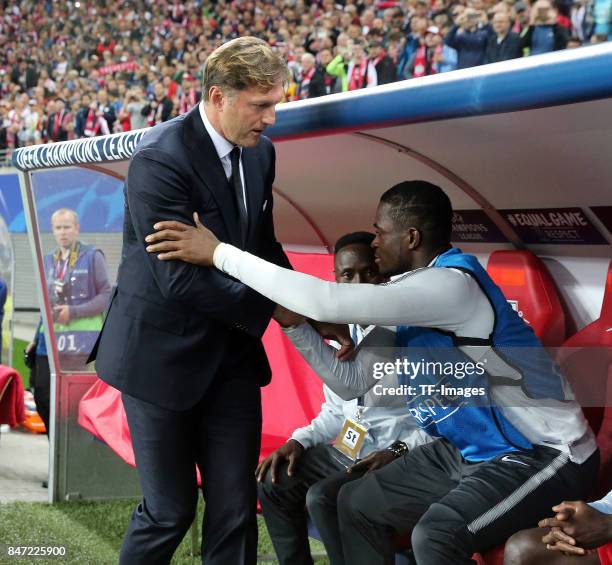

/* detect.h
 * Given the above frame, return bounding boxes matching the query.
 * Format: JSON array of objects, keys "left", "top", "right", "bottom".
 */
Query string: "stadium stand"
[{"left": 1, "top": 0, "right": 610, "bottom": 156}]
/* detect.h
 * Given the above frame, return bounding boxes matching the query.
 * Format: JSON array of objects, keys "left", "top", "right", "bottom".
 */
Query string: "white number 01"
[{"left": 57, "top": 335, "right": 77, "bottom": 352}]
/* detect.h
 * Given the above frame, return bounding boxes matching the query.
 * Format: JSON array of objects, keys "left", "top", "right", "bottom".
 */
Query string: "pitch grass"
[
  {"left": 4, "top": 341, "right": 328, "bottom": 562},
  {"left": 0, "top": 497, "right": 329, "bottom": 564},
  {"left": 5, "top": 338, "right": 327, "bottom": 562},
  {"left": 11, "top": 338, "right": 29, "bottom": 390}
]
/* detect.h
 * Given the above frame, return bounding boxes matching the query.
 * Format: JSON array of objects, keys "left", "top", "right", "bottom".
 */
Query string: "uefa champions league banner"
[
  {"left": 0, "top": 173, "right": 21, "bottom": 231},
  {"left": 12, "top": 129, "right": 148, "bottom": 171},
  {"left": 4, "top": 167, "right": 126, "bottom": 233},
  {"left": 9, "top": 129, "right": 149, "bottom": 234}
]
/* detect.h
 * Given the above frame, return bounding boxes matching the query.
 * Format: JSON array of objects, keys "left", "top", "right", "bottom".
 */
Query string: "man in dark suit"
[
  {"left": 484, "top": 12, "right": 523, "bottom": 63},
  {"left": 91, "top": 37, "right": 294, "bottom": 565}
]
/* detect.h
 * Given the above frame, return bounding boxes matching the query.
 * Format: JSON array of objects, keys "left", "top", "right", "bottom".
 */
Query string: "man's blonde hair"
[
  {"left": 51, "top": 208, "right": 79, "bottom": 226},
  {"left": 203, "top": 37, "right": 289, "bottom": 101}
]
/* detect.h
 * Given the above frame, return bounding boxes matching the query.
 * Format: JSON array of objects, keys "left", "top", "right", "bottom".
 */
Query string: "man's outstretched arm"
[{"left": 145, "top": 219, "right": 478, "bottom": 330}]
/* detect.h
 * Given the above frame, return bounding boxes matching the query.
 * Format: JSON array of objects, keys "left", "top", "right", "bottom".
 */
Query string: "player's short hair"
[
  {"left": 334, "top": 231, "right": 375, "bottom": 254},
  {"left": 380, "top": 181, "right": 453, "bottom": 245}
]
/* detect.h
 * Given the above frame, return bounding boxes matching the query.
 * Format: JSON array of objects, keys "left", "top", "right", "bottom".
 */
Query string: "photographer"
[
  {"left": 26, "top": 208, "right": 111, "bottom": 443},
  {"left": 445, "top": 7, "right": 493, "bottom": 68},
  {"left": 484, "top": 12, "right": 523, "bottom": 63},
  {"left": 406, "top": 26, "right": 458, "bottom": 78},
  {"left": 522, "top": 0, "right": 569, "bottom": 55}
]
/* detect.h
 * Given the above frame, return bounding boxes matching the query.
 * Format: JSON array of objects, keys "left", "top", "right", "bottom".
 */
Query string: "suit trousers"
[
  {"left": 258, "top": 443, "right": 365, "bottom": 565},
  {"left": 336, "top": 438, "right": 599, "bottom": 565},
  {"left": 120, "top": 368, "right": 262, "bottom": 565},
  {"left": 33, "top": 355, "right": 50, "bottom": 437}
]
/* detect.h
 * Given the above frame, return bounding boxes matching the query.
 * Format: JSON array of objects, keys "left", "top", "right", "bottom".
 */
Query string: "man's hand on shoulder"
[
  {"left": 256, "top": 439, "right": 304, "bottom": 484},
  {"left": 145, "top": 212, "right": 219, "bottom": 266}
]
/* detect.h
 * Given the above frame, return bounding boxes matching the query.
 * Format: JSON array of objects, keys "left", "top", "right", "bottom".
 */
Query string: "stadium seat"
[
  {"left": 558, "top": 260, "right": 612, "bottom": 498},
  {"left": 486, "top": 250, "right": 566, "bottom": 346},
  {"left": 475, "top": 251, "right": 567, "bottom": 565},
  {"left": 476, "top": 260, "right": 612, "bottom": 564}
]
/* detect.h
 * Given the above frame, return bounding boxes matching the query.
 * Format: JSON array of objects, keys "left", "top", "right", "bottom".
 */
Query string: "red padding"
[{"left": 0, "top": 365, "right": 25, "bottom": 427}]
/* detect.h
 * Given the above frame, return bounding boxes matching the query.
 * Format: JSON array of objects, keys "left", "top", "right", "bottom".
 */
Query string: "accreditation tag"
[{"left": 333, "top": 418, "right": 368, "bottom": 461}]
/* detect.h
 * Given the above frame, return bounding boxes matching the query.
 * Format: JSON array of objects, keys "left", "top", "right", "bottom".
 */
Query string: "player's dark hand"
[
  {"left": 310, "top": 321, "right": 354, "bottom": 361},
  {"left": 256, "top": 439, "right": 304, "bottom": 483},
  {"left": 347, "top": 449, "right": 396, "bottom": 474}
]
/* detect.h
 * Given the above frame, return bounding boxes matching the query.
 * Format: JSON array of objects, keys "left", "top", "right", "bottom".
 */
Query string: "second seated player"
[
  {"left": 257, "top": 231, "right": 429, "bottom": 565},
  {"left": 146, "top": 180, "right": 598, "bottom": 565}
]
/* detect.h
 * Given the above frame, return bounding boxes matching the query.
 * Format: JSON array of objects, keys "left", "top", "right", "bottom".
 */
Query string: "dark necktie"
[{"left": 230, "top": 146, "right": 248, "bottom": 244}]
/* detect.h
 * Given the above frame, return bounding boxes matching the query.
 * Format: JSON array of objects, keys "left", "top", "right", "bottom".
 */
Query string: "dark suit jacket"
[
  {"left": 92, "top": 105, "right": 290, "bottom": 410},
  {"left": 484, "top": 32, "right": 523, "bottom": 64},
  {"left": 74, "top": 107, "right": 88, "bottom": 138}
]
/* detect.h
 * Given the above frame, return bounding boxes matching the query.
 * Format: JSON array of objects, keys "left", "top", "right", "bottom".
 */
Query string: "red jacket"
[{"left": 0, "top": 365, "right": 25, "bottom": 426}]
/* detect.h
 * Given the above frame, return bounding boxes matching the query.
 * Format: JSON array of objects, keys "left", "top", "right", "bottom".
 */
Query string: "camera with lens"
[{"left": 51, "top": 278, "right": 71, "bottom": 307}]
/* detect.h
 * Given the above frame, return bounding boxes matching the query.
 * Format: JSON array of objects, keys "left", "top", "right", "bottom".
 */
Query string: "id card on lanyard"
[
  {"left": 333, "top": 324, "right": 369, "bottom": 461},
  {"left": 333, "top": 397, "right": 369, "bottom": 461}
]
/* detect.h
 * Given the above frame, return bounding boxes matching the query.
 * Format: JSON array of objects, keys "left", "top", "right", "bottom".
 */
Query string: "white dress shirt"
[{"left": 199, "top": 101, "right": 247, "bottom": 214}]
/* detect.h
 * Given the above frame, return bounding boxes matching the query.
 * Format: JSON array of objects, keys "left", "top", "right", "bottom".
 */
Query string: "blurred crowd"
[{"left": 0, "top": 0, "right": 610, "bottom": 150}]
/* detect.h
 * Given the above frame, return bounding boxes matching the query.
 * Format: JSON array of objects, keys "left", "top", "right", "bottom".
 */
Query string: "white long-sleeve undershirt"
[
  {"left": 213, "top": 242, "right": 492, "bottom": 335},
  {"left": 212, "top": 243, "right": 597, "bottom": 464}
]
